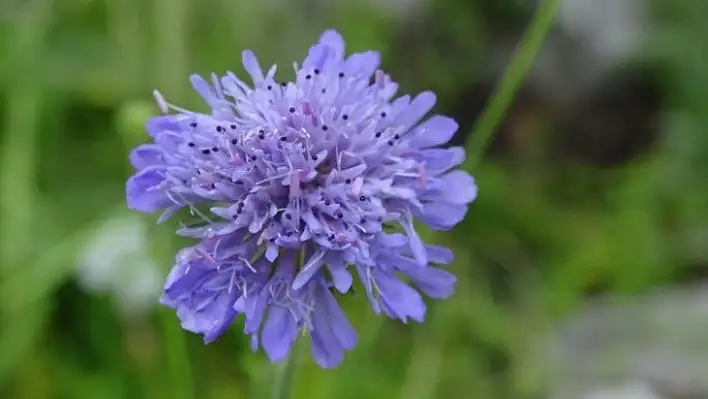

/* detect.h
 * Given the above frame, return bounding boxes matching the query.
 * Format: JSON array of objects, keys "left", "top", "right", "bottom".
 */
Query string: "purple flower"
[{"left": 126, "top": 29, "right": 476, "bottom": 368}]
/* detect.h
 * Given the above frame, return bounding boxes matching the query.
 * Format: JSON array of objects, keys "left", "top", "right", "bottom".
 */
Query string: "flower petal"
[
  {"left": 407, "top": 115, "right": 459, "bottom": 148},
  {"left": 261, "top": 306, "right": 297, "bottom": 362},
  {"left": 126, "top": 166, "right": 171, "bottom": 212}
]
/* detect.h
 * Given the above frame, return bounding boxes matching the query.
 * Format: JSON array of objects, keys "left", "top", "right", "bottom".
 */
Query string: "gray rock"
[{"left": 546, "top": 285, "right": 708, "bottom": 399}]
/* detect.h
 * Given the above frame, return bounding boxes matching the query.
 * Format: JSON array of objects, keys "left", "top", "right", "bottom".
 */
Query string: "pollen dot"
[
  {"left": 375, "top": 132, "right": 382, "bottom": 138},
  {"left": 187, "top": 142, "right": 195, "bottom": 147},
  {"left": 289, "top": 107, "right": 296, "bottom": 113},
  {"left": 190, "top": 122, "right": 198, "bottom": 128},
  {"left": 280, "top": 136, "right": 287, "bottom": 141},
  {"left": 322, "top": 125, "right": 328, "bottom": 131},
  {"left": 202, "top": 149, "right": 211, "bottom": 155},
  {"left": 211, "top": 147, "right": 219, "bottom": 152},
  {"left": 394, "top": 134, "right": 400, "bottom": 139},
  {"left": 314, "top": 69, "right": 320, "bottom": 75},
  {"left": 230, "top": 124, "right": 237, "bottom": 129},
  {"left": 380, "top": 112, "right": 387, "bottom": 118},
  {"left": 231, "top": 139, "right": 237, "bottom": 145},
  {"left": 338, "top": 72, "right": 345, "bottom": 78},
  {"left": 305, "top": 74, "right": 312, "bottom": 80},
  {"left": 267, "top": 85, "right": 272, "bottom": 90},
  {"left": 359, "top": 196, "right": 366, "bottom": 201},
  {"left": 345, "top": 179, "right": 352, "bottom": 184},
  {"left": 342, "top": 114, "right": 349, "bottom": 120}
]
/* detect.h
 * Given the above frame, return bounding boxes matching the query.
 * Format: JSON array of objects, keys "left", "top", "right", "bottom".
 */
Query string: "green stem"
[
  {"left": 269, "top": 340, "right": 301, "bottom": 399},
  {"left": 465, "top": 0, "right": 561, "bottom": 167},
  {"left": 160, "top": 308, "right": 194, "bottom": 399}
]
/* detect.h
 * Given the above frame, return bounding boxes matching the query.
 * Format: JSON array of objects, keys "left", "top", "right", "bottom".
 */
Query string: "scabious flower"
[{"left": 126, "top": 29, "right": 476, "bottom": 368}]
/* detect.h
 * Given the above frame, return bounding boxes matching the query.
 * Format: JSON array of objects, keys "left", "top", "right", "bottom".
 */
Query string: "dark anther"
[
  {"left": 232, "top": 215, "right": 239, "bottom": 220},
  {"left": 258, "top": 132, "right": 265, "bottom": 139},
  {"left": 286, "top": 231, "right": 294, "bottom": 236},
  {"left": 380, "top": 112, "right": 387, "bottom": 118},
  {"left": 321, "top": 89, "right": 326, "bottom": 94},
  {"left": 314, "top": 69, "right": 320, "bottom": 75},
  {"left": 230, "top": 124, "right": 237, "bottom": 129},
  {"left": 202, "top": 149, "right": 211, "bottom": 155},
  {"left": 342, "top": 114, "right": 349, "bottom": 120},
  {"left": 328, "top": 233, "right": 335, "bottom": 240},
  {"left": 324, "top": 199, "right": 331, "bottom": 206},
  {"left": 337, "top": 212, "right": 344, "bottom": 219},
  {"left": 285, "top": 213, "right": 292, "bottom": 220},
  {"left": 342, "top": 222, "right": 349, "bottom": 228},
  {"left": 387, "top": 141, "right": 394, "bottom": 146},
  {"left": 280, "top": 136, "right": 287, "bottom": 141},
  {"left": 190, "top": 122, "right": 198, "bottom": 128},
  {"left": 322, "top": 125, "right": 328, "bottom": 131},
  {"left": 280, "top": 82, "right": 287, "bottom": 87},
  {"left": 231, "top": 139, "right": 237, "bottom": 145},
  {"left": 187, "top": 142, "right": 196, "bottom": 147},
  {"left": 236, "top": 207, "right": 242, "bottom": 214},
  {"left": 289, "top": 107, "right": 296, "bottom": 113},
  {"left": 250, "top": 155, "right": 257, "bottom": 161},
  {"left": 394, "top": 134, "right": 400, "bottom": 140},
  {"left": 267, "top": 85, "right": 272, "bottom": 90},
  {"left": 375, "top": 132, "right": 382, "bottom": 138},
  {"left": 216, "top": 126, "right": 225, "bottom": 132},
  {"left": 311, "top": 154, "right": 318, "bottom": 161},
  {"left": 360, "top": 217, "right": 366, "bottom": 224},
  {"left": 212, "top": 147, "right": 219, "bottom": 152},
  {"left": 305, "top": 74, "right": 312, "bottom": 80},
  {"left": 377, "top": 216, "right": 383, "bottom": 222},
  {"left": 359, "top": 195, "right": 366, "bottom": 201},
  {"left": 338, "top": 72, "right": 345, "bottom": 78},
  {"left": 345, "top": 179, "right": 352, "bottom": 184}
]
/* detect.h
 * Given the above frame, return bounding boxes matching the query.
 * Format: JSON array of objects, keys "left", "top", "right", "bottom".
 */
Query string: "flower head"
[{"left": 126, "top": 29, "right": 476, "bottom": 368}]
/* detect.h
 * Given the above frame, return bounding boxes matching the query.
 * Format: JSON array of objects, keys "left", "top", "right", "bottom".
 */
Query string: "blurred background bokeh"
[{"left": 1, "top": 0, "right": 708, "bottom": 398}]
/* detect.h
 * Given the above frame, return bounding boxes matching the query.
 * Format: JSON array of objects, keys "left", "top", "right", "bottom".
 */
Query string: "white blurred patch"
[
  {"left": 546, "top": 284, "right": 708, "bottom": 399},
  {"left": 559, "top": 0, "right": 648, "bottom": 71},
  {"left": 579, "top": 382, "right": 661, "bottom": 399},
  {"left": 534, "top": 0, "right": 650, "bottom": 104},
  {"left": 77, "top": 215, "right": 162, "bottom": 316}
]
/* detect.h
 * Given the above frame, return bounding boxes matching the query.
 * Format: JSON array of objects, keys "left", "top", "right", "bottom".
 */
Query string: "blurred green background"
[{"left": 1, "top": 0, "right": 708, "bottom": 398}]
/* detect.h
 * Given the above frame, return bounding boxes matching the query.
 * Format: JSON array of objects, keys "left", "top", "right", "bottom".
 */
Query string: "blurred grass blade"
[
  {"left": 0, "top": 224, "right": 91, "bottom": 385},
  {"left": 0, "top": 300, "right": 50, "bottom": 386},
  {"left": 0, "top": 0, "right": 53, "bottom": 274},
  {"left": 465, "top": 0, "right": 561, "bottom": 168}
]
